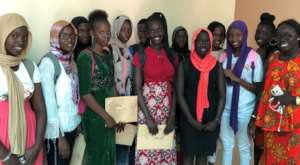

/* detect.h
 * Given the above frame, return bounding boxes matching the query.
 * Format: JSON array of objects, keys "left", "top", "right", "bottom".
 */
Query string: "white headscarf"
[{"left": 110, "top": 15, "right": 133, "bottom": 96}]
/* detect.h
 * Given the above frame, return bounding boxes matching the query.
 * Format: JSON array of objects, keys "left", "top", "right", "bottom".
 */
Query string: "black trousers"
[{"left": 45, "top": 130, "right": 77, "bottom": 165}]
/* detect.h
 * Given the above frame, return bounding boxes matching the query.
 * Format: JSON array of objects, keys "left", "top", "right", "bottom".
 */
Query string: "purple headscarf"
[{"left": 226, "top": 20, "right": 252, "bottom": 134}]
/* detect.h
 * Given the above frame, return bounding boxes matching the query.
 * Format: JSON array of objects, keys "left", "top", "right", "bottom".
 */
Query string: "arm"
[
  {"left": 134, "top": 67, "right": 158, "bottom": 134},
  {"left": 27, "top": 83, "right": 46, "bottom": 154},
  {"left": 164, "top": 69, "right": 177, "bottom": 134},
  {"left": 39, "top": 58, "right": 62, "bottom": 138},
  {"left": 77, "top": 54, "right": 115, "bottom": 128},
  {"left": 205, "top": 63, "right": 226, "bottom": 131},
  {"left": 215, "top": 63, "right": 226, "bottom": 121},
  {"left": 224, "top": 69, "right": 260, "bottom": 94},
  {"left": 81, "top": 94, "right": 115, "bottom": 126}
]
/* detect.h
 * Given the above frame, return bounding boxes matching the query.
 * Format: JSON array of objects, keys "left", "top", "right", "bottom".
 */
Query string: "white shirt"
[
  {"left": 0, "top": 61, "right": 40, "bottom": 100},
  {"left": 222, "top": 50, "right": 263, "bottom": 119},
  {"left": 39, "top": 57, "right": 81, "bottom": 139}
]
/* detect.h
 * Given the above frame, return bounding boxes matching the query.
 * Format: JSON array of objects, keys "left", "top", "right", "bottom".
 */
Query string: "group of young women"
[{"left": 0, "top": 8, "right": 300, "bottom": 165}]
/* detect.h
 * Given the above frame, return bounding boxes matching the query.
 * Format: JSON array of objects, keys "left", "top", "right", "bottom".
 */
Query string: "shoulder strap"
[
  {"left": 137, "top": 46, "right": 146, "bottom": 83},
  {"left": 82, "top": 48, "right": 96, "bottom": 80},
  {"left": 23, "top": 59, "right": 35, "bottom": 80},
  {"left": 42, "top": 53, "right": 61, "bottom": 83}
]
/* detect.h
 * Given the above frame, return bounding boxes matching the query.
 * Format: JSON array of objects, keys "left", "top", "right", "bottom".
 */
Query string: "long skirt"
[
  {"left": 135, "top": 81, "right": 176, "bottom": 165},
  {"left": 0, "top": 101, "right": 43, "bottom": 165}
]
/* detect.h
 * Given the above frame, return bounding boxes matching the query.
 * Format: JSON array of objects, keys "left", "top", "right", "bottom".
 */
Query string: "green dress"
[{"left": 77, "top": 50, "right": 115, "bottom": 165}]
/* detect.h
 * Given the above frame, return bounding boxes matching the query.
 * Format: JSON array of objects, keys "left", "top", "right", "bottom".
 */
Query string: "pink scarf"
[
  {"left": 190, "top": 28, "right": 217, "bottom": 122},
  {"left": 50, "top": 20, "right": 79, "bottom": 105}
]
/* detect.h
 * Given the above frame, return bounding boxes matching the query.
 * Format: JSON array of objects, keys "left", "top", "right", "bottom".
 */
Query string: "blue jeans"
[
  {"left": 220, "top": 114, "right": 252, "bottom": 165},
  {"left": 116, "top": 145, "right": 130, "bottom": 165}
]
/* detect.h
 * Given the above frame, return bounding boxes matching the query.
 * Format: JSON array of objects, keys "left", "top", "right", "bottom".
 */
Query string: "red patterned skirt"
[
  {"left": 135, "top": 81, "right": 176, "bottom": 165},
  {"left": 259, "top": 130, "right": 300, "bottom": 165}
]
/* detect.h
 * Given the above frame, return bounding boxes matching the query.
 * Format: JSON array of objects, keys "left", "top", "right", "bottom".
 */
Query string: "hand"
[
  {"left": 3, "top": 155, "right": 18, "bottom": 165},
  {"left": 205, "top": 120, "right": 219, "bottom": 132},
  {"left": 116, "top": 123, "right": 126, "bottom": 133},
  {"left": 58, "top": 136, "right": 70, "bottom": 160},
  {"left": 274, "top": 90, "right": 295, "bottom": 106},
  {"left": 24, "top": 146, "right": 39, "bottom": 165},
  {"left": 224, "top": 69, "right": 239, "bottom": 82},
  {"left": 75, "top": 124, "right": 82, "bottom": 137},
  {"left": 248, "top": 118, "right": 256, "bottom": 140},
  {"left": 164, "top": 117, "right": 175, "bottom": 134},
  {"left": 104, "top": 115, "right": 117, "bottom": 128},
  {"left": 188, "top": 118, "right": 205, "bottom": 131},
  {"left": 146, "top": 117, "right": 158, "bottom": 135}
]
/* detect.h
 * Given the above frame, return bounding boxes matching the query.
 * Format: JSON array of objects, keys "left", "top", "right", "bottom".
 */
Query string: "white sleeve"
[
  {"left": 38, "top": 57, "right": 61, "bottom": 139},
  {"left": 253, "top": 54, "right": 264, "bottom": 83},
  {"left": 222, "top": 56, "right": 228, "bottom": 69},
  {"left": 32, "top": 61, "right": 41, "bottom": 83}
]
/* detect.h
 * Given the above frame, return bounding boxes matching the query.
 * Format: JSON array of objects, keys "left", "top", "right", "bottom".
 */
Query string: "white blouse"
[
  {"left": 0, "top": 61, "right": 40, "bottom": 100},
  {"left": 39, "top": 57, "right": 81, "bottom": 139}
]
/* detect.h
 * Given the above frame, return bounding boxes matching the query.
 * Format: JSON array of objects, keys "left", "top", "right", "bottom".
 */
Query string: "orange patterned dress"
[{"left": 256, "top": 52, "right": 300, "bottom": 165}]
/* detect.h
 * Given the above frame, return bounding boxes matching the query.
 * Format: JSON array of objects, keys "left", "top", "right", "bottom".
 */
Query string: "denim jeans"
[
  {"left": 116, "top": 144, "right": 130, "bottom": 165},
  {"left": 220, "top": 114, "right": 252, "bottom": 165}
]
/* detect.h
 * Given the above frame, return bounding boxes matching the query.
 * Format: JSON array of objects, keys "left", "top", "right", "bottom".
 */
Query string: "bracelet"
[
  {"left": 251, "top": 114, "right": 257, "bottom": 119},
  {"left": 296, "top": 96, "right": 300, "bottom": 105},
  {"left": 1, "top": 152, "right": 11, "bottom": 162}
]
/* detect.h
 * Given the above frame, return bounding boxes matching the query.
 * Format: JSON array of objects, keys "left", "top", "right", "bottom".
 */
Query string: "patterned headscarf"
[
  {"left": 49, "top": 20, "right": 80, "bottom": 105},
  {"left": 110, "top": 15, "right": 133, "bottom": 96}
]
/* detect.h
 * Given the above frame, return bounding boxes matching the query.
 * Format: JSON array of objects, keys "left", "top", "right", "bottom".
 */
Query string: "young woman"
[
  {"left": 172, "top": 26, "right": 190, "bottom": 60},
  {"left": 133, "top": 13, "right": 177, "bottom": 165},
  {"left": 255, "top": 12, "right": 277, "bottom": 66},
  {"left": 39, "top": 20, "right": 81, "bottom": 165},
  {"left": 130, "top": 18, "right": 148, "bottom": 55},
  {"left": 252, "top": 12, "right": 277, "bottom": 165},
  {"left": 256, "top": 19, "right": 300, "bottom": 165},
  {"left": 208, "top": 21, "right": 226, "bottom": 62},
  {"left": 77, "top": 10, "right": 116, "bottom": 165},
  {"left": 220, "top": 20, "right": 263, "bottom": 165},
  {"left": 0, "top": 13, "right": 46, "bottom": 165},
  {"left": 177, "top": 28, "right": 225, "bottom": 165},
  {"left": 110, "top": 15, "right": 133, "bottom": 165},
  {"left": 71, "top": 16, "right": 91, "bottom": 62}
]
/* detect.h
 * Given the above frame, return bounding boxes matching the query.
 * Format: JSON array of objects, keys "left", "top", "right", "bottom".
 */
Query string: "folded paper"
[
  {"left": 136, "top": 124, "right": 174, "bottom": 150},
  {"left": 105, "top": 96, "right": 138, "bottom": 123}
]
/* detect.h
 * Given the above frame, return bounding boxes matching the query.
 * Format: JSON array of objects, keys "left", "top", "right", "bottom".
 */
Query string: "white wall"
[{"left": 0, "top": 0, "right": 235, "bottom": 61}]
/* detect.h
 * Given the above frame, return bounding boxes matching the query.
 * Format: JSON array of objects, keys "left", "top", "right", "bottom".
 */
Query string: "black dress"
[{"left": 180, "top": 59, "right": 220, "bottom": 156}]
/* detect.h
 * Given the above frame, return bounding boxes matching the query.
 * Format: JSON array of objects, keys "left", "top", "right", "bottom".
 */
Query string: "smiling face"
[
  {"left": 228, "top": 27, "right": 243, "bottom": 50},
  {"left": 212, "top": 26, "right": 225, "bottom": 50},
  {"left": 58, "top": 25, "right": 76, "bottom": 53},
  {"left": 148, "top": 20, "right": 164, "bottom": 48},
  {"left": 195, "top": 31, "right": 210, "bottom": 58},
  {"left": 118, "top": 20, "right": 132, "bottom": 44},
  {"left": 276, "top": 24, "right": 299, "bottom": 53},
  {"left": 5, "top": 26, "right": 29, "bottom": 56},
  {"left": 255, "top": 24, "right": 274, "bottom": 48}
]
